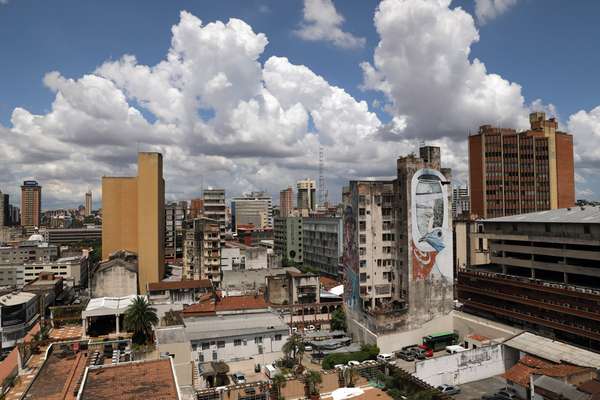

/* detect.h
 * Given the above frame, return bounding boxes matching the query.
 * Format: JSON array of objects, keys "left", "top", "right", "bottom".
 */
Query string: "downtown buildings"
[
  {"left": 165, "top": 201, "right": 187, "bottom": 261},
  {"left": 343, "top": 146, "right": 454, "bottom": 346},
  {"left": 202, "top": 189, "right": 226, "bottom": 244},
  {"left": 20, "top": 180, "right": 42, "bottom": 230},
  {"left": 279, "top": 187, "right": 293, "bottom": 217},
  {"left": 84, "top": 190, "right": 92, "bottom": 216},
  {"left": 102, "top": 152, "right": 165, "bottom": 294},
  {"left": 297, "top": 178, "right": 316, "bottom": 211},
  {"left": 469, "top": 112, "right": 575, "bottom": 219},
  {"left": 231, "top": 191, "right": 273, "bottom": 230}
]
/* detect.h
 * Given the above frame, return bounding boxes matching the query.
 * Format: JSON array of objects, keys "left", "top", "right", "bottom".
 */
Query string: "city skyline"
[{"left": 1, "top": 0, "right": 600, "bottom": 209}]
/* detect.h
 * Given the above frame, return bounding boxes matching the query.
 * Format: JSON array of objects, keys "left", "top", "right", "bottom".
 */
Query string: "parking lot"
[{"left": 453, "top": 376, "right": 507, "bottom": 400}]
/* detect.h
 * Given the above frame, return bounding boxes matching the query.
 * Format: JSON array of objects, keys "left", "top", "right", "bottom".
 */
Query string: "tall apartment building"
[
  {"left": 165, "top": 201, "right": 187, "bottom": 260},
  {"left": 21, "top": 180, "right": 42, "bottom": 229},
  {"left": 0, "top": 192, "right": 8, "bottom": 227},
  {"left": 189, "top": 198, "right": 204, "bottom": 219},
  {"left": 102, "top": 152, "right": 165, "bottom": 294},
  {"left": 343, "top": 146, "right": 454, "bottom": 344},
  {"left": 9, "top": 205, "right": 19, "bottom": 226},
  {"left": 302, "top": 216, "right": 343, "bottom": 277},
  {"left": 203, "top": 189, "right": 226, "bottom": 243},
  {"left": 85, "top": 191, "right": 92, "bottom": 216},
  {"left": 183, "top": 217, "right": 221, "bottom": 284},
  {"left": 452, "top": 186, "right": 470, "bottom": 218},
  {"left": 297, "top": 179, "right": 316, "bottom": 211},
  {"left": 469, "top": 112, "right": 575, "bottom": 219},
  {"left": 457, "top": 206, "right": 600, "bottom": 351},
  {"left": 274, "top": 216, "right": 303, "bottom": 265},
  {"left": 231, "top": 192, "right": 273, "bottom": 230},
  {"left": 279, "top": 187, "right": 293, "bottom": 217}
]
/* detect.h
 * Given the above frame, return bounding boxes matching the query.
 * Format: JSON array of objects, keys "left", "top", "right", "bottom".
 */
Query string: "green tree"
[
  {"left": 271, "top": 373, "right": 287, "bottom": 400},
  {"left": 124, "top": 296, "right": 158, "bottom": 344},
  {"left": 343, "top": 366, "right": 358, "bottom": 387},
  {"left": 305, "top": 370, "right": 322, "bottom": 396},
  {"left": 282, "top": 333, "right": 303, "bottom": 363},
  {"left": 330, "top": 308, "right": 347, "bottom": 332}
]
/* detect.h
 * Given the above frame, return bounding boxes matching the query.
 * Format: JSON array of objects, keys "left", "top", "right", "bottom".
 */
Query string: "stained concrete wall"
[{"left": 414, "top": 344, "right": 505, "bottom": 387}]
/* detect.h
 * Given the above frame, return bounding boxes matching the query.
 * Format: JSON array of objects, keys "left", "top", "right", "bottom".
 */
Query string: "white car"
[
  {"left": 347, "top": 360, "right": 360, "bottom": 367},
  {"left": 305, "top": 325, "right": 316, "bottom": 332},
  {"left": 304, "top": 345, "right": 313, "bottom": 352},
  {"left": 334, "top": 364, "right": 347, "bottom": 371},
  {"left": 377, "top": 353, "right": 396, "bottom": 364}
]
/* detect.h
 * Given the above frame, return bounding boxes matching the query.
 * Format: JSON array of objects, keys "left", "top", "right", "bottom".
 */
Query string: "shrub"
[{"left": 321, "top": 344, "right": 379, "bottom": 370}]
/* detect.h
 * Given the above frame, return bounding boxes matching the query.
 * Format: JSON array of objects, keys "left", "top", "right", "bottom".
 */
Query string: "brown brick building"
[{"left": 469, "top": 112, "right": 574, "bottom": 218}]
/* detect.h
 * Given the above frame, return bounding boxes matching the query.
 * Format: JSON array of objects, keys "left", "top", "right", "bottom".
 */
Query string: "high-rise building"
[
  {"left": 203, "top": 189, "right": 226, "bottom": 243},
  {"left": 452, "top": 186, "right": 470, "bottom": 218},
  {"left": 8, "top": 205, "right": 19, "bottom": 226},
  {"left": 469, "top": 112, "right": 575, "bottom": 219},
  {"left": 343, "top": 146, "right": 454, "bottom": 348},
  {"left": 0, "top": 192, "right": 8, "bottom": 227},
  {"left": 165, "top": 201, "right": 187, "bottom": 261},
  {"left": 21, "top": 181, "right": 42, "bottom": 229},
  {"left": 303, "top": 216, "right": 343, "bottom": 277},
  {"left": 189, "top": 198, "right": 204, "bottom": 219},
  {"left": 102, "top": 152, "right": 165, "bottom": 294},
  {"left": 85, "top": 191, "right": 93, "bottom": 216},
  {"left": 183, "top": 217, "right": 221, "bottom": 284},
  {"left": 274, "top": 216, "right": 303, "bottom": 265},
  {"left": 231, "top": 192, "right": 273, "bottom": 230},
  {"left": 297, "top": 179, "right": 316, "bottom": 211},
  {"left": 279, "top": 187, "right": 293, "bottom": 217}
]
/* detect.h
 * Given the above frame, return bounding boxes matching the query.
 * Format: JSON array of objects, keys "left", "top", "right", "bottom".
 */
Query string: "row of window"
[{"left": 195, "top": 335, "right": 282, "bottom": 350}]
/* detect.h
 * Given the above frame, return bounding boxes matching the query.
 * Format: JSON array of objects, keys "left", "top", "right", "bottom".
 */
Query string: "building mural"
[
  {"left": 342, "top": 194, "right": 360, "bottom": 311},
  {"left": 410, "top": 168, "right": 452, "bottom": 281}
]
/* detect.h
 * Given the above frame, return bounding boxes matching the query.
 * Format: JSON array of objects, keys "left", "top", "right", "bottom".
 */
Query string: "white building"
[
  {"left": 23, "top": 255, "right": 88, "bottom": 287},
  {"left": 232, "top": 192, "right": 273, "bottom": 230},
  {"left": 0, "top": 291, "right": 38, "bottom": 348},
  {"left": 221, "top": 242, "right": 268, "bottom": 271}
]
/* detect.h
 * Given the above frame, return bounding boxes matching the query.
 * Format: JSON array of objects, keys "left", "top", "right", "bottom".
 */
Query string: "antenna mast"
[{"left": 318, "top": 146, "right": 328, "bottom": 206}]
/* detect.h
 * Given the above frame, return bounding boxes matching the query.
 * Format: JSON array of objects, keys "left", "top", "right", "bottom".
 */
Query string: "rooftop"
[
  {"left": 83, "top": 295, "right": 137, "bottom": 317},
  {"left": 182, "top": 294, "right": 268, "bottom": 316},
  {"left": 79, "top": 359, "right": 179, "bottom": 400},
  {"left": 485, "top": 206, "right": 600, "bottom": 224},
  {"left": 504, "top": 332, "right": 600, "bottom": 368},
  {"left": 503, "top": 354, "right": 591, "bottom": 388},
  {"left": 183, "top": 311, "right": 288, "bottom": 341},
  {"left": 0, "top": 291, "right": 36, "bottom": 306},
  {"left": 148, "top": 279, "right": 212, "bottom": 291}
]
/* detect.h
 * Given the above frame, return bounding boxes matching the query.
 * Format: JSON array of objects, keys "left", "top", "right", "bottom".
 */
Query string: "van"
[
  {"left": 445, "top": 345, "right": 467, "bottom": 354},
  {"left": 263, "top": 364, "right": 279, "bottom": 379},
  {"left": 376, "top": 353, "right": 395, "bottom": 364}
]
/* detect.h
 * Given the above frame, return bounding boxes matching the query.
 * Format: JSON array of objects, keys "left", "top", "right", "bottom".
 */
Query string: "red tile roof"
[
  {"left": 319, "top": 276, "right": 340, "bottom": 291},
  {"left": 503, "top": 355, "right": 592, "bottom": 388},
  {"left": 579, "top": 380, "right": 600, "bottom": 395},
  {"left": 148, "top": 279, "right": 212, "bottom": 291},
  {"left": 80, "top": 359, "right": 178, "bottom": 400}
]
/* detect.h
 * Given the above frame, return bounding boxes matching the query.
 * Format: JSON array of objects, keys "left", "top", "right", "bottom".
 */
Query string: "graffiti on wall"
[
  {"left": 410, "top": 168, "right": 452, "bottom": 281},
  {"left": 342, "top": 191, "right": 360, "bottom": 310}
]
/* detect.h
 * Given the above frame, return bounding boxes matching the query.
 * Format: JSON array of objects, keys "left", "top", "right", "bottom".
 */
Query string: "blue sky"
[{"left": 0, "top": 0, "right": 599, "bottom": 208}]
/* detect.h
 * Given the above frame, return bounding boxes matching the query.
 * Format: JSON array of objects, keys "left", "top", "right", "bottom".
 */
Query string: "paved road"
[{"left": 454, "top": 376, "right": 507, "bottom": 400}]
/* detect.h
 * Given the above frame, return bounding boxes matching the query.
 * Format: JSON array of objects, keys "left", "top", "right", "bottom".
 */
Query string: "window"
[
  {"left": 545, "top": 224, "right": 551, "bottom": 233},
  {"left": 478, "top": 238, "right": 484, "bottom": 251},
  {"left": 217, "top": 341, "right": 225, "bottom": 348},
  {"left": 201, "top": 342, "right": 210, "bottom": 350},
  {"left": 274, "top": 334, "right": 282, "bottom": 341},
  {"left": 255, "top": 336, "right": 263, "bottom": 344},
  {"left": 584, "top": 225, "right": 591, "bottom": 234},
  {"left": 234, "top": 339, "right": 242, "bottom": 346}
]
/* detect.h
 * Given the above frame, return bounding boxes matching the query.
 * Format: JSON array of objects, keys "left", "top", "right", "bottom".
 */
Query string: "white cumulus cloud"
[
  {"left": 295, "top": 0, "right": 366, "bottom": 49},
  {"left": 475, "top": 0, "right": 518, "bottom": 25}
]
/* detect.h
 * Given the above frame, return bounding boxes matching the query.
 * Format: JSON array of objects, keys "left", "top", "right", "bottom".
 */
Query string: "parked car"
[
  {"left": 376, "top": 353, "right": 396, "bottom": 365},
  {"left": 304, "top": 345, "right": 313, "bottom": 352},
  {"left": 347, "top": 360, "right": 360, "bottom": 367},
  {"left": 437, "top": 384, "right": 460, "bottom": 395},
  {"left": 334, "top": 364, "right": 347, "bottom": 371},
  {"left": 305, "top": 325, "right": 316, "bottom": 332},
  {"left": 482, "top": 390, "right": 517, "bottom": 400},
  {"left": 410, "top": 348, "right": 427, "bottom": 360},
  {"left": 232, "top": 372, "right": 246, "bottom": 384},
  {"left": 396, "top": 349, "right": 415, "bottom": 361}
]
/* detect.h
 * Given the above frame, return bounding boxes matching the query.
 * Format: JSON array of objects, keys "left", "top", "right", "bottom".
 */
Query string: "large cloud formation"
[{"left": 0, "top": 1, "right": 597, "bottom": 208}]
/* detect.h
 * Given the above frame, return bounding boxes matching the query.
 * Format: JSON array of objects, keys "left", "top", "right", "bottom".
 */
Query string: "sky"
[{"left": 1, "top": 0, "right": 600, "bottom": 209}]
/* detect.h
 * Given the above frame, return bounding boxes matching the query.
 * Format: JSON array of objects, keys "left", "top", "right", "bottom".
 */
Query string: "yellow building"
[{"left": 102, "top": 152, "right": 165, "bottom": 294}]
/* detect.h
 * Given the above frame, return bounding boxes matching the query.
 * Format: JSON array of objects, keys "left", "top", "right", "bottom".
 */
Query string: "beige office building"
[
  {"left": 21, "top": 181, "right": 42, "bottom": 228},
  {"left": 85, "top": 190, "right": 92, "bottom": 216},
  {"left": 102, "top": 152, "right": 165, "bottom": 294}
]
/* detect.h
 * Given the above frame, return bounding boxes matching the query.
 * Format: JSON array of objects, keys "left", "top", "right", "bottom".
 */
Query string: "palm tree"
[
  {"left": 305, "top": 370, "right": 322, "bottom": 398},
  {"left": 282, "top": 334, "right": 303, "bottom": 362},
  {"left": 271, "top": 373, "right": 287, "bottom": 400},
  {"left": 343, "top": 366, "right": 358, "bottom": 388},
  {"left": 124, "top": 296, "right": 158, "bottom": 344}
]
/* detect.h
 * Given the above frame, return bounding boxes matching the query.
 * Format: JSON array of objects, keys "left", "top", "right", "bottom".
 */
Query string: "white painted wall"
[
  {"left": 375, "top": 314, "right": 454, "bottom": 353},
  {"left": 414, "top": 345, "right": 505, "bottom": 387},
  {"left": 191, "top": 330, "right": 288, "bottom": 363}
]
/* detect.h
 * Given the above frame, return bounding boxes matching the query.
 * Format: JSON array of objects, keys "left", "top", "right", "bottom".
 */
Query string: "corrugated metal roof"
[
  {"left": 485, "top": 206, "right": 600, "bottom": 224},
  {"left": 504, "top": 332, "right": 600, "bottom": 368}
]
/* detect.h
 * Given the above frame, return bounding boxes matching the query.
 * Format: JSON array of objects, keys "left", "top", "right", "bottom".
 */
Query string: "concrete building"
[
  {"left": 453, "top": 218, "right": 489, "bottom": 274},
  {"left": 165, "top": 201, "right": 187, "bottom": 260},
  {"left": 85, "top": 190, "right": 92, "bottom": 216},
  {"left": 452, "top": 186, "right": 470, "bottom": 218},
  {"left": 457, "top": 206, "right": 600, "bottom": 351},
  {"left": 22, "top": 254, "right": 88, "bottom": 287},
  {"left": 189, "top": 198, "right": 203, "bottom": 219},
  {"left": 297, "top": 179, "right": 316, "bottom": 211},
  {"left": 274, "top": 216, "right": 303, "bottom": 265},
  {"left": 469, "top": 112, "right": 575, "bottom": 219},
  {"left": 91, "top": 251, "right": 138, "bottom": 297},
  {"left": 39, "top": 226, "right": 102, "bottom": 245},
  {"left": 0, "top": 291, "right": 38, "bottom": 348},
  {"left": 0, "top": 192, "right": 8, "bottom": 227},
  {"left": 343, "top": 146, "right": 454, "bottom": 344},
  {"left": 221, "top": 242, "right": 268, "bottom": 271},
  {"left": 266, "top": 270, "right": 320, "bottom": 305},
  {"left": 8, "top": 205, "right": 19, "bottom": 226},
  {"left": 102, "top": 152, "right": 165, "bottom": 294},
  {"left": 183, "top": 218, "right": 221, "bottom": 284},
  {"left": 279, "top": 187, "right": 293, "bottom": 217},
  {"left": 0, "top": 265, "right": 24, "bottom": 287},
  {"left": 147, "top": 279, "right": 212, "bottom": 305},
  {"left": 0, "top": 234, "right": 59, "bottom": 265},
  {"left": 20, "top": 180, "right": 42, "bottom": 229},
  {"left": 202, "top": 189, "right": 226, "bottom": 244},
  {"left": 231, "top": 192, "right": 273, "bottom": 230},
  {"left": 303, "top": 216, "right": 343, "bottom": 277}
]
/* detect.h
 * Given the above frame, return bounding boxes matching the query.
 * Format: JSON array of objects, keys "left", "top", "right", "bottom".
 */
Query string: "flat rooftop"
[
  {"left": 0, "top": 291, "right": 36, "bottom": 306},
  {"left": 79, "top": 359, "right": 179, "bottom": 400},
  {"left": 183, "top": 312, "right": 288, "bottom": 342},
  {"left": 485, "top": 206, "right": 600, "bottom": 224}
]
